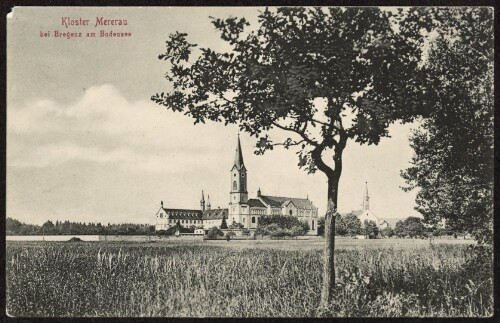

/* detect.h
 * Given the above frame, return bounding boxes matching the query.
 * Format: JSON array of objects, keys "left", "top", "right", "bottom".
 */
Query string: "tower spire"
[
  {"left": 233, "top": 134, "right": 244, "bottom": 169},
  {"left": 207, "top": 194, "right": 211, "bottom": 210},
  {"left": 200, "top": 190, "right": 206, "bottom": 211},
  {"left": 363, "top": 182, "right": 369, "bottom": 211}
]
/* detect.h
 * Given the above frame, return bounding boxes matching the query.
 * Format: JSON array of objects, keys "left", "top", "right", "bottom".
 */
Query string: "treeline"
[
  {"left": 6, "top": 217, "right": 155, "bottom": 236},
  {"left": 317, "top": 215, "right": 467, "bottom": 239}
]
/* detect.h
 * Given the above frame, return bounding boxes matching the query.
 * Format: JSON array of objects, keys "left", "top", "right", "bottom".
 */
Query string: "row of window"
[{"left": 158, "top": 219, "right": 202, "bottom": 225}]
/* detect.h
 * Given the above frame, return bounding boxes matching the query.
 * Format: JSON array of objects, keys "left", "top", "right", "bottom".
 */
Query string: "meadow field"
[{"left": 6, "top": 238, "right": 492, "bottom": 317}]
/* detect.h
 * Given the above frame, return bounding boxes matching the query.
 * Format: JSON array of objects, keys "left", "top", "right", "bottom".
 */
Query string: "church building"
[
  {"left": 155, "top": 135, "right": 319, "bottom": 235},
  {"left": 352, "top": 182, "right": 389, "bottom": 229}
]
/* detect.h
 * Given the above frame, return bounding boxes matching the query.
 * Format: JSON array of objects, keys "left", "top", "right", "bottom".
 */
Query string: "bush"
[
  {"left": 270, "top": 229, "right": 291, "bottom": 239},
  {"left": 256, "top": 215, "right": 310, "bottom": 238},
  {"left": 380, "top": 227, "right": 393, "bottom": 238},
  {"left": 206, "top": 227, "right": 224, "bottom": 240},
  {"left": 229, "top": 222, "right": 244, "bottom": 229},
  {"left": 258, "top": 215, "right": 309, "bottom": 232},
  {"left": 242, "top": 229, "right": 251, "bottom": 236},
  {"left": 225, "top": 231, "right": 236, "bottom": 241},
  {"left": 290, "top": 226, "right": 305, "bottom": 239}
]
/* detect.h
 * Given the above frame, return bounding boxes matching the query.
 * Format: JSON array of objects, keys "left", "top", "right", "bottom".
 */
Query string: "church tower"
[
  {"left": 229, "top": 134, "right": 248, "bottom": 204},
  {"left": 362, "top": 182, "right": 370, "bottom": 211}
]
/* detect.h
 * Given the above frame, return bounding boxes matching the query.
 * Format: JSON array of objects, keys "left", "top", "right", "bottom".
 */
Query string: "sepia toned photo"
[{"left": 5, "top": 5, "right": 494, "bottom": 318}]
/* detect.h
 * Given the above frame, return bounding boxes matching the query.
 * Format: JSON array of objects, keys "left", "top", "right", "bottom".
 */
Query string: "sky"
[{"left": 7, "top": 7, "right": 421, "bottom": 225}]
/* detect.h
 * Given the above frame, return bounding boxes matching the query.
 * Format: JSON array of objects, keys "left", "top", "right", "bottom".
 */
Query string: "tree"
[
  {"left": 393, "top": 217, "right": 425, "bottom": 238},
  {"left": 380, "top": 227, "right": 393, "bottom": 238},
  {"left": 334, "top": 214, "right": 347, "bottom": 236},
  {"left": 363, "top": 220, "right": 378, "bottom": 239},
  {"left": 343, "top": 214, "right": 362, "bottom": 237},
  {"left": 152, "top": 7, "right": 426, "bottom": 305},
  {"left": 317, "top": 217, "right": 326, "bottom": 236},
  {"left": 258, "top": 214, "right": 309, "bottom": 232},
  {"left": 403, "top": 217, "right": 425, "bottom": 238},
  {"left": 393, "top": 220, "right": 406, "bottom": 238},
  {"left": 220, "top": 216, "right": 228, "bottom": 229},
  {"left": 400, "top": 8, "right": 493, "bottom": 244}
]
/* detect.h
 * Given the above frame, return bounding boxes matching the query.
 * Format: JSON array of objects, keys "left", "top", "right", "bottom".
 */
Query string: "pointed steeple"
[
  {"left": 363, "top": 182, "right": 370, "bottom": 211},
  {"left": 200, "top": 190, "right": 206, "bottom": 211},
  {"left": 257, "top": 187, "right": 261, "bottom": 197},
  {"left": 233, "top": 134, "right": 244, "bottom": 170},
  {"left": 207, "top": 194, "right": 211, "bottom": 210}
]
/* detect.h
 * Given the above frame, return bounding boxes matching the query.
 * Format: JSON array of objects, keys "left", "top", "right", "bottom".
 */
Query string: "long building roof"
[
  {"left": 259, "top": 195, "right": 316, "bottom": 209},
  {"left": 202, "top": 208, "right": 228, "bottom": 220},
  {"left": 160, "top": 207, "right": 229, "bottom": 220}
]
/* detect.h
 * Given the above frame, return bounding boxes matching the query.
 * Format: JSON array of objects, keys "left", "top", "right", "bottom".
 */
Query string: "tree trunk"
[
  {"left": 320, "top": 177, "right": 339, "bottom": 307},
  {"left": 312, "top": 135, "right": 346, "bottom": 309}
]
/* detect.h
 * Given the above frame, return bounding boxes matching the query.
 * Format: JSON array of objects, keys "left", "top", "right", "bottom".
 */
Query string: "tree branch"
[{"left": 272, "top": 121, "right": 319, "bottom": 146}]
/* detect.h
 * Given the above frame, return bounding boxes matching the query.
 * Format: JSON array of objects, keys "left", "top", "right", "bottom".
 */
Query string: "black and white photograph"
[{"left": 5, "top": 5, "right": 495, "bottom": 318}]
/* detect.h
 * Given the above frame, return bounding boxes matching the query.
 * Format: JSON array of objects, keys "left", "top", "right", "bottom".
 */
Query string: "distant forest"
[{"left": 6, "top": 217, "right": 155, "bottom": 236}]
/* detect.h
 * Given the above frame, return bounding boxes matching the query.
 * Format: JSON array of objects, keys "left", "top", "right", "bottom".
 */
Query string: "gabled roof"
[
  {"left": 259, "top": 195, "right": 316, "bottom": 209},
  {"left": 162, "top": 208, "right": 203, "bottom": 220},
  {"left": 202, "top": 208, "right": 228, "bottom": 220},
  {"left": 282, "top": 200, "right": 296, "bottom": 208},
  {"left": 248, "top": 198, "right": 266, "bottom": 208}
]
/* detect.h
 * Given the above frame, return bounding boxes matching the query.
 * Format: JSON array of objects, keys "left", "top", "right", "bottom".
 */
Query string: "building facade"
[{"left": 155, "top": 135, "right": 319, "bottom": 234}]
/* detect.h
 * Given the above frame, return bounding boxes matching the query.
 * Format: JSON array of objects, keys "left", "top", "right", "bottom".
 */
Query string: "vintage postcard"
[{"left": 5, "top": 6, "right": 494, "bottom": 318}]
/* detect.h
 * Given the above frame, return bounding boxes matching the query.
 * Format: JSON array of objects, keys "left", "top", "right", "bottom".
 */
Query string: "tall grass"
[{"left": 6, "top": 241, "right": 492, "bottom": 317}]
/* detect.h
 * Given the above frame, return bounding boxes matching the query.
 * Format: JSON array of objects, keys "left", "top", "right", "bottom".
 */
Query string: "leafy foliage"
[
  {"left": 399, "top": 7, "right": 493, "bottom": 244},
  {"left": 393, "top": 217, "right": 425, "bottom": 238},
  {"left": 258, "top": 214, "right": 309, "bottom": 232},
  {"left": 152, "top": 7, "right": 422, "bottom": 200},
  {"left": 206, "top": 226, "right": 224, "bottom": 239},
  {"left": 6, "top": 217, "right": 155, "bottom": 236},
  {"left": 228, "top": 222, "right": 245, "bottom": 229},
  {"left": 343, "top": 214, "right": 362, "bottom": 237},
  {"left": 363, "top": 220, "right": 379, "bottom": 239},
  {"left": 380, "top": 227, "right": 394, "bottom": 238}
]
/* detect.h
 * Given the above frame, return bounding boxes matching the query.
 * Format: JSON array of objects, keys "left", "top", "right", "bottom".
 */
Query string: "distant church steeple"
[
  {"left": 207, "top": 194, "right": 211, "bottom": 211},
  {"left": 362, "top": 182, "right": 370, "bottom": 211},
  {"left": 230, "top": 134, "right": 248, "bottom": 204},
  {"left": 200, "top": 190, "right": 206, "bottom": 211}
]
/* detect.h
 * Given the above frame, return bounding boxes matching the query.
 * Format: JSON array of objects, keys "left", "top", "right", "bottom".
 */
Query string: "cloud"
[{"left": 8, "top": 84, "right": 235, "bottom": 172}]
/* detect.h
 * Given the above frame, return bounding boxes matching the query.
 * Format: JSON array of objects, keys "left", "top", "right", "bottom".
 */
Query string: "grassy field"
[{"left": 6, "top": 238, "right": 492, "bottom": 317}]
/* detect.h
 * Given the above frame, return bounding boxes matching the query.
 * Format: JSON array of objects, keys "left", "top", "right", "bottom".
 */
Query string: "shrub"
[
  {"left": 229, "top": 222, "right": 244, "bottom": 229},
  {"left": 257, "top": 215, "right": 309, "bottom": 237},
  {"left": 225, "top": 231, "right": 236, "bottom": 241},
  {"left": 270, "top": 229, "right": 291, "bottom": 239},
  {"left": 206, "top": 227, "right": 224, "bottom": 239},
  {"left": 290, "top": 226, "right": 305, "bottom": 239}
]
